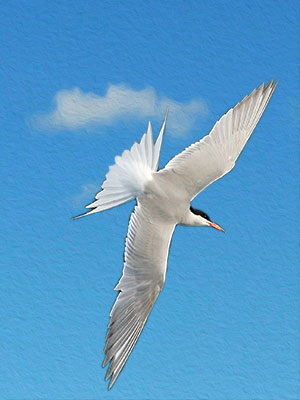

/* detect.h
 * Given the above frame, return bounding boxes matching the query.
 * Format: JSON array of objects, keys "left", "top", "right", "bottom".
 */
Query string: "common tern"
[{"left": 75, "top": 80, "right": 277, "bottom": 389}]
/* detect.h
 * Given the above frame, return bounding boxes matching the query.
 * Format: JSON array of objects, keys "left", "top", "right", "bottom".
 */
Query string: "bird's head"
[{"left": 189, "top": 206, "right": 225, "bottom": 232}]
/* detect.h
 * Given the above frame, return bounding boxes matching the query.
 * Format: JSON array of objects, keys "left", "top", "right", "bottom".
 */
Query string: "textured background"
[{"left": 1, "top": 0, "right": 299, "bottom": 399}]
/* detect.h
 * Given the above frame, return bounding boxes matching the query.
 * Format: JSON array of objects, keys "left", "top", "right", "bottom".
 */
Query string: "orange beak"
[{"left": 209, "top": 222, "right": 225, "bottom": 232}]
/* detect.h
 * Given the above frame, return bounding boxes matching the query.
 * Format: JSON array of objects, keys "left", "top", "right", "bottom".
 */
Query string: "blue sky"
[{"left": 1, "top": 0, "right": 299, "bottom": 399}]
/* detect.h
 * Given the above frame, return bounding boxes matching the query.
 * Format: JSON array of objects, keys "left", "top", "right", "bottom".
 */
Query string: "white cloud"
[
  {"left": 32, "top": 84, "right": 208, "bottom": 135},
  {"left": 72, "top": 182, "right": 99, "bottom": 207}
]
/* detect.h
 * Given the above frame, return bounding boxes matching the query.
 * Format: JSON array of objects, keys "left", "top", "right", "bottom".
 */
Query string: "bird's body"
[
  {"left": 140, "top": 172, "right": 190, "bottom": 223},
  {"left": 75, "top": 80, "right": 277, "bottom": 389}
]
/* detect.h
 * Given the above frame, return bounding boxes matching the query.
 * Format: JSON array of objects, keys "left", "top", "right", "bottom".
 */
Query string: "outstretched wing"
[
  {"left": 162, "top": 80, "right": 277, "bottom": 200},
  {"left": 103, "top": 204, "right": 175, "bottom": 389}
]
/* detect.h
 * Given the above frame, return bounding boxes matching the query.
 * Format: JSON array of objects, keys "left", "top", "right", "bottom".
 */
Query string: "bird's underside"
[{"left": 76, "top": 80, "right": 277, "bottom": 389}]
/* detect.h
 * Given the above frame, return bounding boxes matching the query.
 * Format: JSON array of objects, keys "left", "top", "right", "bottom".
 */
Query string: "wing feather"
[
  {"left": 103, "top": 204, "right": 175, "bottom": 389},
  {"left": 163, "top": 80, "right": 277, "bottom": 200}
]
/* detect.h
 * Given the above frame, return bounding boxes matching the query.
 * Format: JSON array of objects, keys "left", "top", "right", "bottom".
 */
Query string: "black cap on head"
[{"left": 190, "top": 206, "right": 211, "bottom": 221}]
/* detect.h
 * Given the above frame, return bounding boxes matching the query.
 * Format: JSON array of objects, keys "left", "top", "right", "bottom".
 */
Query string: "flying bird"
[{"left": 75, "top": 80, "right": 277, "bottom": 389}]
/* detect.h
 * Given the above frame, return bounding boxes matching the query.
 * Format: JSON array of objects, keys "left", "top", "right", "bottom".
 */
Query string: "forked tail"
[{"left": 74, "top": 110, "right": 168, "bottom": 218}]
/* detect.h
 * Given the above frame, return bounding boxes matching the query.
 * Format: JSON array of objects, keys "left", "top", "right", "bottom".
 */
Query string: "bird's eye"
[{"left": 203, "top": 213, "right": 211, "bottom": 221}]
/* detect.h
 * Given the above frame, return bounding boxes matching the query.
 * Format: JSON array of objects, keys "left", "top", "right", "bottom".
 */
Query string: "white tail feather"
[
  {"left": 74, "top": 110, "right": 168, "bottom": 219},
  {"left": 153, "top": 107, "right": 168, "bottom": 170}
]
